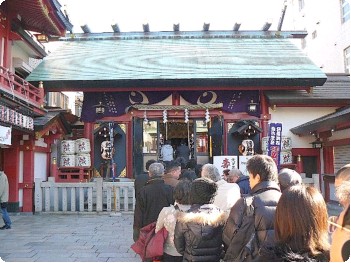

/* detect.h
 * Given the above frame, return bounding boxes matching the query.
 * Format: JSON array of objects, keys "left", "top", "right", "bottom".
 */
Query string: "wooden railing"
[
  {"left": 34, "top": 177, "right": 135, "bottom": 213},
  {"left": 0, "top": 66, "right": 44, "bottom": 107}
]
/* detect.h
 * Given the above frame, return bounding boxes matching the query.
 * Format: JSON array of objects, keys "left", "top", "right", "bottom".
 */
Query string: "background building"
[{"left": 275, "top": 0, "right": 350, "bottom": 202}]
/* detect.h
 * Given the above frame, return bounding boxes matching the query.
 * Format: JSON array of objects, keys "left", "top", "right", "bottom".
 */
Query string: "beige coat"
[{"left": 0, "top": 171, "right": 9, "bottom": 203}]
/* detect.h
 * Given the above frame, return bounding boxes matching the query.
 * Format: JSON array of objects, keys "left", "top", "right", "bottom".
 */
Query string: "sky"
[
  {"left": 59, "top": 0, "right": 287, "bottom": 33},
  {"left": 57, "top": 0, "right": 288, "bottom": 113}
]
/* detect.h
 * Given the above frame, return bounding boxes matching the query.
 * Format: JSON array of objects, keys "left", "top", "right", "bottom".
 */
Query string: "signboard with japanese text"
[
  {"left": 239, "top": 156, "right": 253, "bottom": 176},
  {"left": 0, "top": 105, "right": 34, "bottom": 130},
  {"left": 0, "top": 125, "right": 11, "bottom": 145},
  {"left": 267, "top": 123, "right": 282, "bottom": 168},
  {"left": 213, "top": 156, "right": 238, "bottom": 175}
]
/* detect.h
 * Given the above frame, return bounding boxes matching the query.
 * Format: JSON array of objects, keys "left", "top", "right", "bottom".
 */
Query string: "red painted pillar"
[
  {"left": 172, "top": 92, "right": 180, "bottom": 106},
  {"left": 323, "top": 146, "right": 334, "bottom": 174},
  {"left": 84, "top": 122, "right": 94, "bottom": 169},
  {"left": 84, "top": 122, "right": 93, "bottom": 139},
  {"left": 3, "top": 141, "right": 20, "bottom": 204},
  {"left": 127, "top": 121, "right": 133, "bottom": 178},
  {"left": 260, "top": 91, "right": 270, "bottom": 137},
  {"left": 3, "top": 8, "right": 12, "bottom": 69},
  {"left": 296, "top": 155, "right": 304, "bottom": 173},
  {"left": 22, "top": 138, "right": 35, "bottom": 212}
]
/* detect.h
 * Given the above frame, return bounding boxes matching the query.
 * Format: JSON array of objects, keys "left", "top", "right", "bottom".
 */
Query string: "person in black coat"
[
  {"left": 222, "top": 155, "right": 281, "bottom": 261},
  {"left": 134, "top": 159, "right": 157, "bottom": 198},
  {"left": 133, "top": 159, "right": 156, "bottom": 241},
  {"left": 174, "top": 178, "right": 227, "bottom": 262},
  {"left": 134, "top": 162, "right": 174, "bottom": 241},
  {"left": 175, "top": 140, "right": 190, "bottom": 162}
]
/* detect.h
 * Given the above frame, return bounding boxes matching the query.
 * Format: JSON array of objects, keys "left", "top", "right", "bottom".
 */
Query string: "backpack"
[
  {"left": 223, "top": 195, "right": 256, "bottom": 262},
  {"left": 235, "top": 195, "right": 256, "bottom": 261}
]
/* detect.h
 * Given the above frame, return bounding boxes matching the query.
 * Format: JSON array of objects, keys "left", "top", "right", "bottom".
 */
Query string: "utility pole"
[{"left": 277, "top": 0, "right": 288, "bottom": 31}]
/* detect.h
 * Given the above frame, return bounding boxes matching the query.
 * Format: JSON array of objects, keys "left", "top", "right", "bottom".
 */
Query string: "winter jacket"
[
  {"left": 163, "top": 173, "right": 179, "bottom": 188},
  {"left": 213, "top": 179, "right": 240, "bottom": 212},
  {"left": 0, "top": 171, "right": 9, "bottom": 203},
  {"left": 236, "top": 176, "right": 250, "bottom": 195},
  {"left": 155, "top": 203, "right": 191, "bottom": 257},
  {"left": 222, "top": 180, "right": 281, "bottom": 261},
  {"left": 134, "top": 172, "right": 149, "bottom": 198},
  {"left": 174, "top": 204, "right": 227, "bottom": 262},
  {"left": 257, "top": 244, "right": 330, "bottom": 262},
  {"left": 175, "top": 144, "right": 190, "bottom": 161},
  {"left": 134, "top": 177, "right": 174, "bottom": 230}
]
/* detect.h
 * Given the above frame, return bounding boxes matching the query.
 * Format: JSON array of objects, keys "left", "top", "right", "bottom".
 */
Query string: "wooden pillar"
[
  {"left": 3, "top": 141, "right": 20, "bottom": 204},
  {"left": 260, "top": 91, "right": 270, "bottom": 137},
  {"left": 3, "top": 8, "right": 12, "bottom": 69},
  {"left": 84, "top": 122, "right": 94, "bottom": 171},
  {"left": 50, "top": 156, "right": 58, "bottom": 179},
  {"left": 22, "top": 138, "right": 35, "bottom": 212},
  {"left": 84, "top": 122, "right": 93, "bottom": 139},
  {"left": 172, "top": 92, "right": 180, "bottom": 106},
  {"left": 38, "top": 81, "right": 45, "bottom": 108},
  {"left": 323, "top": 146, "right": 334, "bottom": 174},
  {"left": 127, "top": 121, "right": 133, "bottom": 178},
  {"left": 296, "top": 155, "right": 304, "bottom": 173}
]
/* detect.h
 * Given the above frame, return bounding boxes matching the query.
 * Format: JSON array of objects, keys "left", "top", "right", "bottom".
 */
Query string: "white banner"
[
  {"left": 0, "top": 125, "right": 12, "bottom": 145},
  {"left": 239, "top": 156, "right": 254, "bottom": 176},
  {"left": 213, "top": 156, "right": 238, "bottom": 175}
]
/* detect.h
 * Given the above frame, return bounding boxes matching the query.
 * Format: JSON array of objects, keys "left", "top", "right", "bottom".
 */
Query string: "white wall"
[
  {"left": 34, "top": 152, "right": 47, "bottom": 180},
  {"left": 330, "top": 128, "right": 350, "bottom": 141},
  {"left": 269, "top": 107, "right": 337, "bottom": 148},
  {"left": 284, "top": 0, "right": 350, "bottom": 73}
]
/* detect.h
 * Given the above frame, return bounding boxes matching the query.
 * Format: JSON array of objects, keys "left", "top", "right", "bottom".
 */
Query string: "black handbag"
[{"left": 0, "top": 202, "right": 8, "bottom": 209}]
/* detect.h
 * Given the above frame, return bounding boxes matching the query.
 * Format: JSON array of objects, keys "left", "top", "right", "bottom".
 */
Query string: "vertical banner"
[
  {"left": 268, "top": 123, "right": 282, "bottom": 169},
  {"left": 0, "top": 125, "right": 12, "bottom": 145}
]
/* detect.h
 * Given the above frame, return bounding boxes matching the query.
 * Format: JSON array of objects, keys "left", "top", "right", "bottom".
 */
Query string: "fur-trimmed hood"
[
  {"left": 177, "top": 204, "right": 227, "bottom": 226},
  {"left": 259, "top": 245, "right": 330, "bottom": 262}
]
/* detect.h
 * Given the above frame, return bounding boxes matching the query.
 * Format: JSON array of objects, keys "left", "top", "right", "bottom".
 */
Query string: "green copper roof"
[{"left": 27, "top": 34, "right": 326, "bottom": 91}]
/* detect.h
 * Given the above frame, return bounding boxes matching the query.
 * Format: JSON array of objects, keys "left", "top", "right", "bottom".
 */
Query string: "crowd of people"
[{"left": 133, "top": 155, "right": 350, "bottom": 262}]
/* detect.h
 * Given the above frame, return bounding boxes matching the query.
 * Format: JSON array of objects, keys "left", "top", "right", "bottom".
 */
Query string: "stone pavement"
[
  {"left": 0, "top": 213, "right": 141, "bottom": 262},
  {"left": 0, "top": 202, "right": 343, "bottom": 262}
]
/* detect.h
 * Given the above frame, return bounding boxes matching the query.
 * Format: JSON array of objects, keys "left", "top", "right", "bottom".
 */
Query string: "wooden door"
[{"left": 133, "top": 117, "right": 144, "bottom": 177}]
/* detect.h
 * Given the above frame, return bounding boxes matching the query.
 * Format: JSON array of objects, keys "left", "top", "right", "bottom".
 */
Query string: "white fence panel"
[{"left": 34, "top": 177, "right": 135, "bottom": 213}]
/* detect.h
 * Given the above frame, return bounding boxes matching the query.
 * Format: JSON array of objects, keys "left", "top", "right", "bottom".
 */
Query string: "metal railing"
[
  {"left": 0, "top": 66, "right": 44, "bottom": 107},
  {"left": 34, "top": 177, "right": 135, "bottom": 213}
]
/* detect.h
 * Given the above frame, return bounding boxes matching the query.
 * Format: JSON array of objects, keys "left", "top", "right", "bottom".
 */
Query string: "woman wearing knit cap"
[{"left": 174, "top": 178, "right": 227, "bottom": 262}]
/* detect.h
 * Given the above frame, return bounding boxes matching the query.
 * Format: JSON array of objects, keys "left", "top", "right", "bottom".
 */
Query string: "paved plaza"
[
  {"left": 0, "top": 203, "right": 343, "bottom": 262},
  {"left": 0, "top": 213, "right": 141, "bottom": 262}
]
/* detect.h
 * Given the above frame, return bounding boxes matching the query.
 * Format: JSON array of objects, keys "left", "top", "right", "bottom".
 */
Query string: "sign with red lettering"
[{"left": 213, "top": 156, "right": 238, "bottom": 176}]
